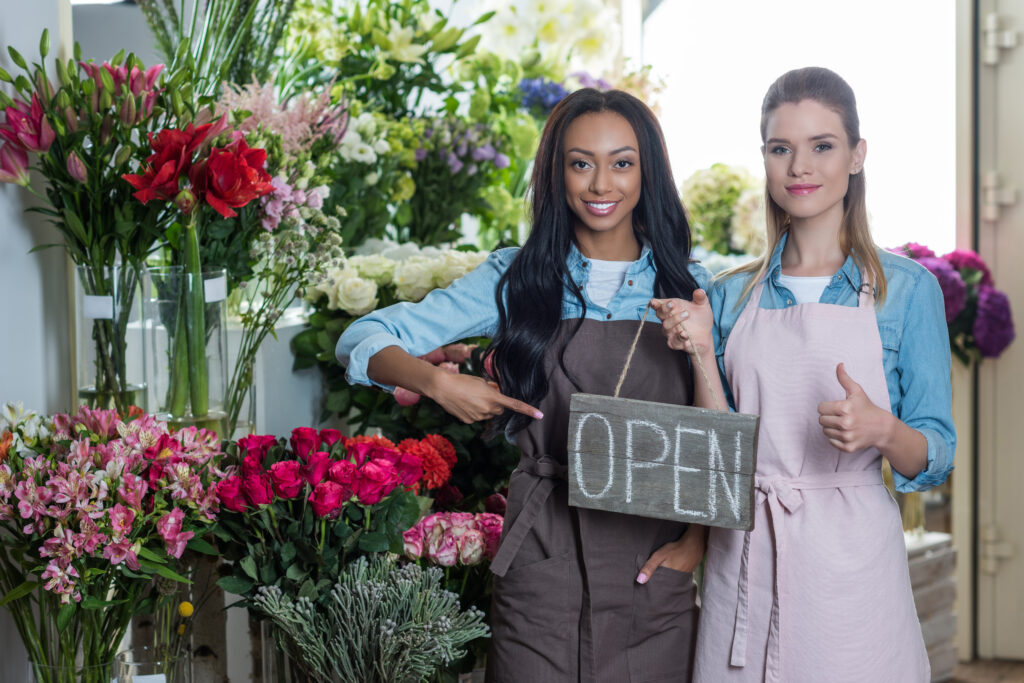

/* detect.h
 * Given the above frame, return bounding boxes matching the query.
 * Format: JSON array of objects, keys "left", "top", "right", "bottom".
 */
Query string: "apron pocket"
[
  {"left": 488, "top": 551, "right": 573, "bottom": 682},
  {"left": 626, "top": 554, "right": 698, "bottom": 682}
]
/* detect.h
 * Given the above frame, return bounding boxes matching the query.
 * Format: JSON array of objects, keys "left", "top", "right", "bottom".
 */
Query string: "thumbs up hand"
[{"left": 817, "top": 363, "right": 892, "bottom": 453}]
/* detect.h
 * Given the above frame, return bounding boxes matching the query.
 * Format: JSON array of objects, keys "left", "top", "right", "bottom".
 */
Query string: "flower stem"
[{"left": 183, "top": 218, "right": 209, "bottom": 417}]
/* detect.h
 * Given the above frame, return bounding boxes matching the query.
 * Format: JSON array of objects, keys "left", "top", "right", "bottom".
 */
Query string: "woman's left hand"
[
  {"left": 651, "top": 289, "right": 714, "bottom": 357},
  {"left": 817, "top": 362, "right": 895, "bottom": 452},
  {"left": 636, "top": 524, "right": 707, "bottom": 584}
]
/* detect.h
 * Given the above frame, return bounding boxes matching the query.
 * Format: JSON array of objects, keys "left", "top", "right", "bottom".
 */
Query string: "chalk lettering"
[
  {"left": 673, "top": 425, "right": 705, "bottom": 516},
  {"left": 573, "top": 412, "right": 615, "bottom": 498},
  {"left": 625, "top": 419, "right": 669, "bottom": 503}
]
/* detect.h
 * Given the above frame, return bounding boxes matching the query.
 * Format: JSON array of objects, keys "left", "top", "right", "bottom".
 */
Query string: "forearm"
[
  {"left": 366, "top": 345, "right": 445, "bottom": 398},
  {"left": 691, "top": 349, "right": 728, "bottom": 412},
  {"left": 879, "top": 415, "right": 928, "bottom": 480}
]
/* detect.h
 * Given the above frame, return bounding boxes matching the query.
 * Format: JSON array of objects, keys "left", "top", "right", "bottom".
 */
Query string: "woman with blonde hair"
[{"left": 657, "top": 67, "right": 955, "bottom": 681}]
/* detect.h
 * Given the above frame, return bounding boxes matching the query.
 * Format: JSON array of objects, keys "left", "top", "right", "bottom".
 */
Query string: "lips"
[
  {"left": 583, "top": 199, "right": 619, "bottom": 216},
  {"left": 785, "top": 184, "right": 820, "bottom": 196}
]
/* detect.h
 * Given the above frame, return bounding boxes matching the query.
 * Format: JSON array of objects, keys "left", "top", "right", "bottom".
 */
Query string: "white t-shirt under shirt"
[
  {"left": 778, "top": 273, "right": 832, "bottom": 304},
  {"left": 586, "top": 258, "right": 633, "bottom": 308}
]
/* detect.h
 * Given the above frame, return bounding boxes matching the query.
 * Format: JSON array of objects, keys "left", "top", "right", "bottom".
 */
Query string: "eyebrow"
[
  {"left": 566, "top": 146, "right": 638, "bottom": 156},
  {"left": 765, "top": 133, "right": 840, "bottom": 145}
]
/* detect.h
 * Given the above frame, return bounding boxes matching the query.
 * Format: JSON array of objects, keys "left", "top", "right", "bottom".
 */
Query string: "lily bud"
[
  {"left": 66, "top": 150, "right": 88, "bottom": 183},
  {"left": 174, "top": 188, "right": 198, "bottom": 215},
  {"left": 113, "top": 144, "right": 132, "bottom": 167},
  {"left": 119, "top": 93, "right": 136, "bottom": 125},
  {"left": 63, "top": 106, "right": 78, "bottom": 133},
  {"left": 99, "top": 115, "right": 112, "bottom": 145},
  {"left": 98, "top": 88, "right": 112, "bottom": 112}
]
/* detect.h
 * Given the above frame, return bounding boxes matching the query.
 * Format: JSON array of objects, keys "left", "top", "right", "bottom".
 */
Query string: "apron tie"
[
  {"left": 490, "top": 456, "right": 568, "bottom": 577},
  {"left": 729, "top": 468, "right": 884, "bottom": 680}
]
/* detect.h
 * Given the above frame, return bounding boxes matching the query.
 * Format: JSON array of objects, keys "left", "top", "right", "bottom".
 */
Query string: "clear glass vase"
[
  {"left": 144, "top": 266, "right": 229, "bottom": 437},
  {"left": 29, "top": 660, "right": 113, "bottom": 683},
  {"left": 114, "top": 646, "right": 191, "bottom": 683},
  {"left": 74, "top": 263, "right": 147, "bottom": 414}
]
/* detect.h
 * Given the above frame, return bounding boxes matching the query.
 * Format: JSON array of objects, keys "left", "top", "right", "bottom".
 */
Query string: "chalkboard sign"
[{"left": 567, "top": 393, "right": 759, "bottom": 531}]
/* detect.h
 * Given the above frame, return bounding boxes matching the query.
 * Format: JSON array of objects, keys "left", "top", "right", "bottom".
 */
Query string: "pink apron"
[{"left": 694, "top": 280, "right": 930, "bottom": 682}]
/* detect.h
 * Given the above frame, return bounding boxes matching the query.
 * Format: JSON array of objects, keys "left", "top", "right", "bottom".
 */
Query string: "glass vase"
[
  {"left": 144, "top": 266, "right": 229, "bottom": 437},
  {"left": 29, "top": 661, "right": 114, "bottom": 683},
  {"left": 114, "top": 646, "right": 191, "bottom": 683},
  {"left": 74, "top": 263, "right": 147, "bottom": 414}
]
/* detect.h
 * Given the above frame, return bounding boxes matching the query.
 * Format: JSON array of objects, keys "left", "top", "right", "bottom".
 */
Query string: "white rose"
[
  {"left": 393, "top": 258, "right": 437, "bottom": 301},
  {"left": 333, "top": 272, "right": 379, "bottom": 316},
  {"left": 381, "top": 242, "right": 421, "bottom": 261},
  {"left": 432, "top": 251, "right": 475, "bottom": 288},
  {"left": 353, "top": 238, "right": 396, "bottom": 256},
  {"left": 348, "top": 254, "right": 395, "bottom": 285}
]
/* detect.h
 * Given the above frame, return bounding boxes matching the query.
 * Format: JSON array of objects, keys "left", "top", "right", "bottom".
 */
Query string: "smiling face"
[
  {"left": 563, "top": 110, "right": 642, "bottom": 244},
  {"left": 762, "top": 99, "right": 866, "bottom": 230}
]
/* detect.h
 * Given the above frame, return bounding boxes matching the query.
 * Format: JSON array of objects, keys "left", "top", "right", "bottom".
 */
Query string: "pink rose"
[
  {"left": 241, "top": 453, "right": 263, "bottom": 479},
  {"left": 215, "top": 476, "right": 248, "bottom": 512},
  {"left": 370, "top": 448, "right": 423, "bottom": 488},
  {"left": 290, "top": 427, "right": 321, "bottom": 459},
  {"left": 308, "top": 481, "right": 346, "bottom": 518},
  {"left": 328, "top": 459, "right": 357, "bottom": 491},
  {"left": 393, "top": 386, "right": 422, "bottom": 406},
  {"left": 319, "top": 429, "right": 343, "bottom": 450},
  {"left": 347, "top": 441, "right": 374, "bottom": 465},
  {"left": 448, "top": 512, "right": 476, "bottom": 538},
  {"left": 353, "top": 459, "right": 399, "bottom": 505},
  {"left": 477, "top": 513, "right": 504, "bottom": 559},
  {"left": 236, "top": 434, "right": 277, "bottom": 461},
  {"left": 269, "top": 460, "right": 304, "bottom": 499},
  {"left": 301, "top": 451, "right": 332, "bottom": 485},
  {"left": 242, "top": 473, "right": 273, "bottom": 506},
  {"left": 428, "top": 529, "right": 458, "bottom": 567},
  {"left": 458, "top": 528, "right": 486, "bottom": 565},
  {"left": 403, "top": 525, "right": 425, "bottom": 559}
]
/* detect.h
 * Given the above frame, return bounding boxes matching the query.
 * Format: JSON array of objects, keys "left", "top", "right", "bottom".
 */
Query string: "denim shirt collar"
[{"left": 765, "top": 232, "right": 864, "bottom": 294}]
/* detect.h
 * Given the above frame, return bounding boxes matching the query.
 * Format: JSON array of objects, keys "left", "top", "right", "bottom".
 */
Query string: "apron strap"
[
  {"left": 729, "top": 468, "right": 883, "bottom": 680},
  {"left": 490, "top": 456, "right": 568, "bottom": 577}
]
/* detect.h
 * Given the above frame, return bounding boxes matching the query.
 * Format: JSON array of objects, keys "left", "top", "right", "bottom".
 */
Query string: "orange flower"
[
  {"left": 0, "top": 430, "right": 12, "bottom": 462},
  {"left": 423, "top": 434, "right": 457, "bottom": 468},
  {"left": 398, "top": 439, "right": 451, "bottom": 490},
  {"left": 346, "top": 434, "right": 396, "bottom": 449}
]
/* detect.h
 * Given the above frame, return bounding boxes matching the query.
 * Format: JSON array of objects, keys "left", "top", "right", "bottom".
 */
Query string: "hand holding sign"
[
  {"left": 817, "top": 363, "right": 891, "bottom": 453},
  {"left": 431, "top": 371, "right": 543, "bottom": 424},
  {"left": 651, "top": 289, "right": 713, "bottom": 356}
]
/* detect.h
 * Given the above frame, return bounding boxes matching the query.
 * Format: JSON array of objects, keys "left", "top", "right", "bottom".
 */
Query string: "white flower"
[
  {"left": 349, "top": 142, "right": 377, "bottom": 164},
  {"left": 347, "top": 254, "right": 396, "bottom": 285},
  {"left": 332, "top": 271, "right": 379, "bottom": 315},
  {"left": 393, "top": 258, "right": 437, "bottom": 301},
  {"left": 354, "top": 113, "right": 377, "bottom": 139},
  {"left": 386, "top": 26, "right": 429, "bottom": 64},
  {"left": 364, "top": 171, "right": 379, "bottom": 186},
  {"left": 433, "top": 251, "right": 474, "bottom": 289},
  {"left": 372, "top": 139, "right": 391, "bottom": 155},
  {"left": 381, "top": 242, "right": 422, "bottom": 261},
  {"left": 354, "top": 238, "right": 398, "bottom": 256}
]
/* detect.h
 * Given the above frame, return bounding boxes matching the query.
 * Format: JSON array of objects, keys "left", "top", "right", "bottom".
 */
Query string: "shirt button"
[
  {"left": 606, "top": 313, "right": 612, "bottom": 319},
  {"left": 582, "top": 262, "right": 588, "bottom": 268},
  {"left": 627, "top": 280, "right": 634, "bottom": 286},
  {"left": 786, "top": 299, "right": 793, "bottom": 305}
]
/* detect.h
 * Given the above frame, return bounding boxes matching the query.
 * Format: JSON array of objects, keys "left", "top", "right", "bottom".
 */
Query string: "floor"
[{"left": 953, "top": 660, "right": 1024, "bottom": 682}]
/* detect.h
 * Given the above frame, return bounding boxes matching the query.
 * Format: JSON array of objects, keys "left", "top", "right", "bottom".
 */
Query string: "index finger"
[
  {"left": 817, "top": 399, "right": 844, "bottom": 416},
  {"left": 499, "top": 394, "right": 544, "bottom": 420}
]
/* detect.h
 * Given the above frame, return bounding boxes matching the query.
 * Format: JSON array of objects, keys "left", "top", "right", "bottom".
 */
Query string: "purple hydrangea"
[
  {"left": 888, "top": 242, "right": 936, "bottom": 259},
  {"left": 519, "top": 78, "right": 569, "bottom": 114},
  {"left": 943, "top": 249, "right": 994, "bottom": 286},
  {"left": 974, "top": 284, "right": 1016, "bottom": 357},
  {"left": 571, "top": 71, "right": 613, "bottom": 91},
  {"left": 917, "top": 256, "right": 967, "bottom": 322}
]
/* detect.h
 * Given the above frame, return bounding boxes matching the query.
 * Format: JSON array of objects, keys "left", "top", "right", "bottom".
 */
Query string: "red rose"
[
  {"left": 346, "top": 441, "right": 374, "bottom": 465},
  {"left": 484, "top": 493, "right": 507, "bottom": 516},
  {"left": 216, "top": 476, "right": 248, "bottom": 512},
  {"left": 353, "top": 459, "right": 399, "bottom": 505},
  {"left": 242, "top": 473, "right": 273, "bottom": 506},
  {"left": 269, "top": 460, "right": 304, "bottom": 499},
  {"left": 308, "top": 481, "right": 346, "bottom": 519},
  {"left": 328, "top": 459, "right": 357, "bottom": 489},
  {"left": 189, "top": 137, "right": 274, "bottom": 218},
  {"left": 371, "top": 448, "right": 423, "bottom": 488},
  {"left": 290, "top": 427, "right": 321, "bottom": 460},
  {"left": 301, "top": 451, "right": 332, "bottom": 485},
  {"left": 237, "top": 434, "right": 277, "bottom": 461},
  {"left": 319, "top": 429, "right": 343, "bottom": 450},
  {"left": 240, "top": 453, "right": 263, "bottom": 479}
]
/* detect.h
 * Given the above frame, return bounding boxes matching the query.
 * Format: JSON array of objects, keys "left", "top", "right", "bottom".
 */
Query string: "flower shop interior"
[{"left": 1, "top": 0, "right": 1022, "bottom": 681}]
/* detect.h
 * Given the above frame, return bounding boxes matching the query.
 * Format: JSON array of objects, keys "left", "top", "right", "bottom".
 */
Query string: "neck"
[
  {"left": 574, "top": 227, "right": 641, "bottom": 261},
  {"left": 782, "top": 206, "right": 846, "bottom": 276}
]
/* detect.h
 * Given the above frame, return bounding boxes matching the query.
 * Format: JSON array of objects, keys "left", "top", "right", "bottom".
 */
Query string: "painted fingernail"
[
  {"left": 636, "top": 572, "right": 648, "bottom": 584},
  {"left": 534, "top": 411, "right": 544, "bottom": 419}
]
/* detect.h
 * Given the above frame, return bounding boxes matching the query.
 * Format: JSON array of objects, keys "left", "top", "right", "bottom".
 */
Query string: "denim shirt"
[
  {"left": 710, "top": 233, "right": 955, "bottom": 493},
  {"left": 337, "top": 243, "right": 711, "bottom": 392}
]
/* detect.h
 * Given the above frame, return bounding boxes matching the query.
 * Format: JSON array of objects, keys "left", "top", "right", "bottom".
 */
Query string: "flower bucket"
[
  {"left": 74, "top": 263, "right": 147, "bottom": 413},
  {"left": 144, "top": 266, "right": 229, "bottom": 437}
]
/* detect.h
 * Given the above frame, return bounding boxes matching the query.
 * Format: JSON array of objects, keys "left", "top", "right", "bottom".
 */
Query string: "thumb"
[
  {"left": 836, "top": 362, "right": 862, "bottom": 398},
  {"left": 692, "top": 288, "right": 708, "bottom": 306},
  {"left": 637, "top": 551, "right": 663, "bottom": 585}
]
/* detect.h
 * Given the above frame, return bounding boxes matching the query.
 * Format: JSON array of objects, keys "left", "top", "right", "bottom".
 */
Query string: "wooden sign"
[{"left": 567, "top": 393, "right": 760, "bottom": 531}]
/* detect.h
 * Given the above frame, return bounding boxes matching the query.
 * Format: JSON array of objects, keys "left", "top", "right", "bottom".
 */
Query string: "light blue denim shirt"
[
  {"left": 338, "top": 243, "right": 711, "bottom": 392},
  {"left": 710, "top": 233, "right": 955, "bottom": 493}
]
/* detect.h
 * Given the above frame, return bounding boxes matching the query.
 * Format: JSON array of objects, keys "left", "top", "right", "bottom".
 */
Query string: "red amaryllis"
[
  {"left": 189, "top": 137, "right": 274, "bottom": 218},
  {"left": 122, "top": 119, "right": 227, "bottom": 204}
]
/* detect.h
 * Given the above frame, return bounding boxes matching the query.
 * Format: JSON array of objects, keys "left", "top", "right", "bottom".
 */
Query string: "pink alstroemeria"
[
  {"left": 41, "top": 561, "right": 81, "bottom": 604},
  {"left": 117, "top": 472, "right": 148, "bottom": 511},
  {"left": 102, "top": 539, "right": 140, "bottom": 571},
  {"left": 76, "top": 516, "right": 108, "bottom": 554},
  {"left": 0, "top": 94, "right": 55, "bottom": 152},
  {"left": 14, "top": 479, "right": 53, "bottom": 520},
  {"left": 157, "top": 508, "right": 194, "bottom": 559},
  {"left": 40, "top": 525, "right": 80, "bottom": 567},
  {"left": 0, "top": 143, "right": 30, "bottom": 186},
  {"left": 108, "top": 503, "right": 135, "bottom": 540}
]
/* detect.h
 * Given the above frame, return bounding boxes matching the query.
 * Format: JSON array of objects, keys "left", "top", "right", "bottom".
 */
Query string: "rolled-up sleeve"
[
  {"left": 891, "top": 270, "right": 957, "bottom": 492},
  {"left": 336, "top": 248, "right": 516, "bottom": 391}
]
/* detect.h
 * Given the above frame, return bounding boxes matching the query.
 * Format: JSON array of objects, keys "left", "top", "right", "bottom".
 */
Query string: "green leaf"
[
  {"left": 137, "top": 545, "right": 166, "bottom": 564},
  {"left": 139, "top": 559, "right": 191, "bottom": 584},
  {"left": 240, "top": 555, "right": 258, "bottom": 580},
  {"left": 357, "top": 531, "right": 389, "bottom": 552},
  {"left": 285, "top": 563, "right": 307, "bottom": 582},
  {"left": 217, "top": 575, "right": 255, "bottom": 595},
  {"left": 325, "top": 389, "right": 350, "bottom": 413},
  {"left": 280, "top": 542, "right": 297, "bottom": 565},
  {"left": 473, "top": 10, "right": 496, "bottom": 25},
  {"left": 57, "top": 602, "right": 76, "bottom": 631},
  {"left": 297, "top": 578, "right": 317, "bottom": 600},
  {"left": 0, "top": 581, "right": 38, "bottom": 608},
  {"left": 0, "top": 67, "right": 12, "bottom": 83},
  {"left": 291, "top": 328, "right": 319, "bottom": 356},
  {"left": 186, "top": 536, "right": 218, "bottom": 555}
]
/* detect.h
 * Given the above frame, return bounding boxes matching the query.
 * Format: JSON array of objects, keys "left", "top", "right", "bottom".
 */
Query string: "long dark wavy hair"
[{"left": 486, "top": 88, "right": 699, "bottom": 435}]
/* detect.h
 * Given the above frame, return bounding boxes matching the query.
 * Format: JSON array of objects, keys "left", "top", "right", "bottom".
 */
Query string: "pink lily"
[
  {"left": 0, "top": 143, "right": 30, "bottom": 186},
  {"left": 129, "top": 64, "right": 164, "bottom": 96},
  {"left": 1, "top": 95, "right": 55, "bottom": 152}
]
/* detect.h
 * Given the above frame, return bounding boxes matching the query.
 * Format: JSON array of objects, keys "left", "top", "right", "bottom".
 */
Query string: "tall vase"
[
  {"left": 144, "top": 266, "right": 229, "bottom": 437},
  {"left": 74, "top": 263, "right": 147, "bottom": 414},
  {"left": 114, "top": 646, "right": 191, "bottom": 683}
]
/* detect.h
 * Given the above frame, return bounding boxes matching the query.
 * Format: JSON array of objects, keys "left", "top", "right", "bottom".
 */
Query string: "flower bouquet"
[
  {"left": 680, "top": 163, "right": 762, "bottom": 256},
  {"left": 0, "top": 402, "right": 228, "bottom": 683},
  {"left": 889, "top": 243, "right": 1015, "bottom": 364}
]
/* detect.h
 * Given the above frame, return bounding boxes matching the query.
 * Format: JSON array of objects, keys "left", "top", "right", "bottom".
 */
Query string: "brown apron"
[{"left": 487, "top": 316, "right": 699, "bottom": 683}]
